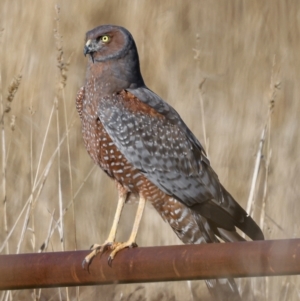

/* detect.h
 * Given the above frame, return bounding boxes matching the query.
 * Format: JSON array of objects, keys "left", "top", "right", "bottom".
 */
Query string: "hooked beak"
[{"left": 84, "top": 40, "right": 95, "bottom": 63}]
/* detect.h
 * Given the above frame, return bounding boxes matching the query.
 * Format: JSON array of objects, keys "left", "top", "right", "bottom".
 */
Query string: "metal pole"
[{"left": 0, "top": 239, "right": 299, "bottom": 290}]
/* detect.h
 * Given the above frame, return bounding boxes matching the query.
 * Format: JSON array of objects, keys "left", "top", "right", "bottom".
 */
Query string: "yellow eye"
[{"left": 101, "top": 35, "right": 110, "bottom": 43}]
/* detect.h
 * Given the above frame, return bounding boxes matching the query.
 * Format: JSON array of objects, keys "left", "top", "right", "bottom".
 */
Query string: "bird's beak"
[
  {"left": 84, "top": 39, "right": 92, "bottom": 56},
  {"left": 84, "top": 39, "right": 95, "bottom": 63}
]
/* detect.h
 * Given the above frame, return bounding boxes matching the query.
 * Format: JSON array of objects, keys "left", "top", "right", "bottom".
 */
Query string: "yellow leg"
[
  {"left": 108, "top": 196, "right": 146, "bottom": 264},
  {"left": 83, "top": 190, "right": 127, "bottom": 267}
]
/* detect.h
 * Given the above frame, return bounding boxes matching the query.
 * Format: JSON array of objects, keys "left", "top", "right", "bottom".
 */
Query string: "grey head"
[{"left": 84, "top": 24, "right": 145, "bottom": 91}]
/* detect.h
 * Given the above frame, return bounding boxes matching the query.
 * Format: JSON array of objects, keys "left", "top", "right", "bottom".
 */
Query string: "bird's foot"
[
  {"left": 82, "top": 241, "right": 117, "bottom": 269},
  {"left": 82, "top": 240, "right": 138, "bottom": 268},
  {"left": 108, "top": 240, "right": 138, "bottom": 266}
]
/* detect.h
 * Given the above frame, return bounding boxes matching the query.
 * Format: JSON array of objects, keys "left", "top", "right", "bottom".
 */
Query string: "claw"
[
  {"left": 83, "top": 242, "right": 112, "bottom": 269},
  {"left": 83, "top": 241, "right": 121, "bottom": 268},
  {"left": 82, "top": 250, "right": 97, "bottom": 271},
  {"left": 82, "top": 258, "right": 89, "bottom": 270},
  {"left": 83, "top": 241, "right": 138, "bottom": 269},
  {"left": 108, "top": 256, "right": 113, "bottom": 267},
  {"left": 107, "top": 241, "right": 138, "bottom": 265}
]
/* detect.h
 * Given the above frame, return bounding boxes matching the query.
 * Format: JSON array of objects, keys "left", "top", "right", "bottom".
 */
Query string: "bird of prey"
[{"left": 76, "top": 24, "right": 264, "bottom": 300}]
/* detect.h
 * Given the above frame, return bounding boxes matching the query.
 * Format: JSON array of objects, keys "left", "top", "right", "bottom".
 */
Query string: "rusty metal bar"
[{"left": 0, "top": 239, "right": 299, "bottom": 290}]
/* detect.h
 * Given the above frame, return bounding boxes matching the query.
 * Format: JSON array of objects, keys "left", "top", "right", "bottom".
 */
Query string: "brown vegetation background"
[{"left": 0, "top": 1, "right": 299, "bottom": 300}]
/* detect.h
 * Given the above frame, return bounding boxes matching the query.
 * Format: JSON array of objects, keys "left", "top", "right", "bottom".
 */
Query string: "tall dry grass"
[{"left": 0, "top": 1, "right": 299, "bottom": 300}]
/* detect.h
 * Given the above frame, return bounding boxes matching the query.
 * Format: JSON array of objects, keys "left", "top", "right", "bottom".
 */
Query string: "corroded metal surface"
[{"left": 0, "top": 239, "right": 299, "bottom": 290}]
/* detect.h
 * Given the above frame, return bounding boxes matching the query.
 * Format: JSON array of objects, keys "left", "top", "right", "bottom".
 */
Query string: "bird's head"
[
  {"left": 84, "top": 25, "right": 136, "bottom": 63},
  {"left": 84, "top": 24, "right": 144, "bottom": 89}
]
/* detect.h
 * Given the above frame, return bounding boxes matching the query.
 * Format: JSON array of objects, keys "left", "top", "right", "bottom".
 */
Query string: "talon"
[
  {"left": 82, "top": 253, "right": 95, "bottom": 271},
  {"left": 83, "top": 245, "right": 101, "bottom": 269},
  {"left": 82, "top": 259, "right": 86, "bottom": 269},
  {"left": 108, "top": 256, "right": 113, "bottom": 267},
  {"left": 108, "top": 240, "right": 138, "bottom": 263},
  {"left": 82, "top": 258, "right": 89, "bottom": 270},
  {"left": 83, "top": 241, "right": 117, "bottom": 269}
]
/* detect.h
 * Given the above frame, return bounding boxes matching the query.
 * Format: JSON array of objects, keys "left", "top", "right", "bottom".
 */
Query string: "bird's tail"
[
  {"left": 191, "top": 184, "right": 264, "bottom": 242},
  {"left": 192, "top": 185, "right": 265, "bottom": 300},
  {"left": 165, "top": 205, "right": 244, "bottom": 300},
  {"left": 193, "top": 214, "right": 243, "bottom": 301},
  {"left": 154, "top": 192, "right": 263, "bottom": 300}
]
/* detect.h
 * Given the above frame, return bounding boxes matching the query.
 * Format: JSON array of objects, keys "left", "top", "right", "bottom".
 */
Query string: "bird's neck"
[{"left": 85, "top": 50, "right": 145, "bottom": 96}]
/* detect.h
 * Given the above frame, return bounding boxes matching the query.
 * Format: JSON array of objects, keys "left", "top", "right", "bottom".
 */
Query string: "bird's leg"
[
  {"left": 83, "top": 187, "right": 127, "bottom": 266},
  {"left": 108, "top": 196, "right": 146, "bottom": 265}
]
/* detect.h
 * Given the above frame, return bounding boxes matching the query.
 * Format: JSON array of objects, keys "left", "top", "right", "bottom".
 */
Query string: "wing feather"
[
  {"left": 97, "top": 88, "right": 221, "bottom": 206},
  {"left": 97, "top": 87, "right": 264, "bottom": 240}
]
